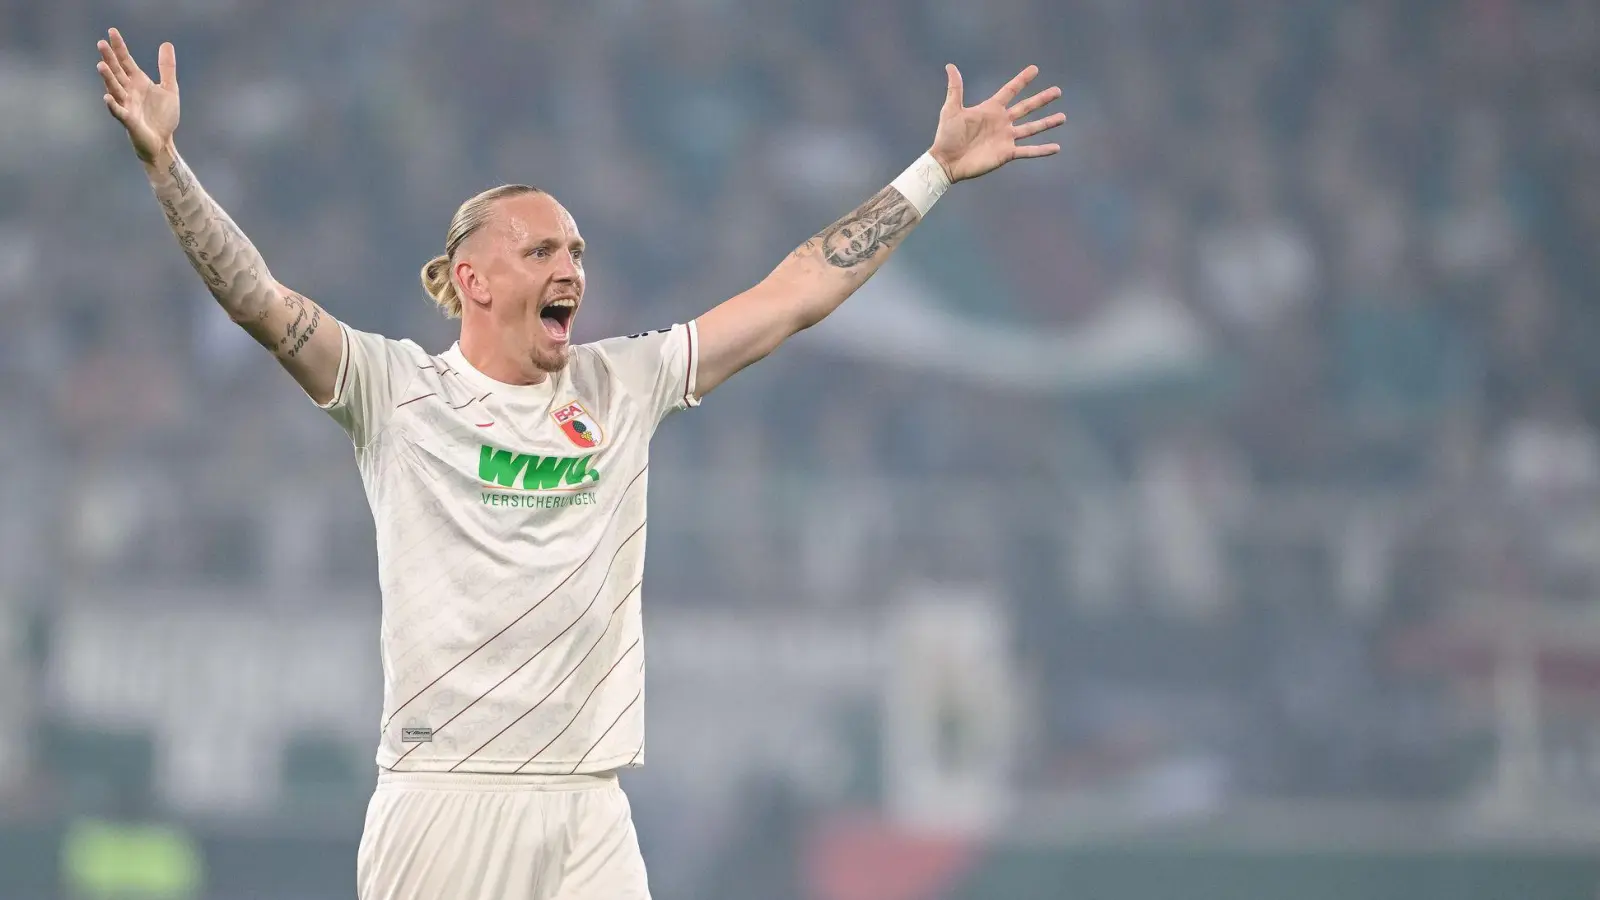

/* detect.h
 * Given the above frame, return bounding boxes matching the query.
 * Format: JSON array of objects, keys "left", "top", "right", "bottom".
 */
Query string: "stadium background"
[{"left": 5, "top": 0, "right": 1600, "bottom": 897}]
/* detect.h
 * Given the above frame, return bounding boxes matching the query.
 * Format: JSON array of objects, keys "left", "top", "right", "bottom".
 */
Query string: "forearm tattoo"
[
  {"left": 800, "top": 186, "right": 919, "bottom": 270},
  {"left": 150, "top": 153, "right": 283, "bottom": 330}
]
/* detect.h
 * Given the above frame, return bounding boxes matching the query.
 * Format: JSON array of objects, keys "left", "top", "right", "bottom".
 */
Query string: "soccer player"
[{"left": 95, "top": 26, "right": 1063, "bottom": 900}]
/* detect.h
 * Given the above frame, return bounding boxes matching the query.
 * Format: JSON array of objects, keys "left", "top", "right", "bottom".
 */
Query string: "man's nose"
[{"left": 551, "top": 250, "right": 579, "bottom": 282}]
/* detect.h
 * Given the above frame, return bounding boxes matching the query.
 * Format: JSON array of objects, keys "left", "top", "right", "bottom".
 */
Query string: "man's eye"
[
  {"left": 571, "top": 250, "right": 584, "bottom": 262},
  {"left": 529, "top": 247, "right": 548, "bottom": 259}
]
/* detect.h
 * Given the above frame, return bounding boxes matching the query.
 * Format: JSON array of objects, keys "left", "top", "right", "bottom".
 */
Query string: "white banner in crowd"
[{"left": 805, "top": 266, "right": 1214, "bottom": 394}]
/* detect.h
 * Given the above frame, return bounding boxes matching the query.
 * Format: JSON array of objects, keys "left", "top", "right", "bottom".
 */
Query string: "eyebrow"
[{"left": 525, "top": 237, "right": 586, "bottom": 251}]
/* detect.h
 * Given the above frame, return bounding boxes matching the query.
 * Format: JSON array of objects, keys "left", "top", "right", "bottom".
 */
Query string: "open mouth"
[{"left": 540, "top": 298, "right": 576, "bottom": 341}]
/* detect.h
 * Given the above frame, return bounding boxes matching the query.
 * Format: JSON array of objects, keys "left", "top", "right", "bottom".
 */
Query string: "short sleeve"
[
  {"left": 584, "top": 321, "right": 702, "bottom": 426},
  {"left": 313, "top": 321, "right": 422, "bottom": 447}
]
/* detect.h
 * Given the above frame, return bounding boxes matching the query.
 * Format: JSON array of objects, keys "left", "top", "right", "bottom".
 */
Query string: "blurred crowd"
[{"left": 4, "top": 0, "right": 1600, "bottom": 834}]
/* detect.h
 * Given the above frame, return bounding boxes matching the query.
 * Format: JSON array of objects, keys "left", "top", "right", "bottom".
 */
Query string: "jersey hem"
[
  {"left": 375, "top": 770, "right": 619, "bottom": 791},
  {"left": 313, "top": 320, "right": 352, "bottom": 411},
  {"left": 377, "top": 749, "right": 644, "bottom": 776},
  {"left": 683, "top": 320, "right": 702, "bottom": 409}
]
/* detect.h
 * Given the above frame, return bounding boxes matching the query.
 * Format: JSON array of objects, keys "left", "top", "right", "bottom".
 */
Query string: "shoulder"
[
  {"left": 571, "top": 323, "right": 700, "bottom": 419},
  {"left": 580, "top": 326, "right": 679, "bottom": 356},
  {"left": 339, "top": 322, "right": 436, "bottom": 368},
  {"left": 572, "top": 325, "right": 679, "bottom": 377}
]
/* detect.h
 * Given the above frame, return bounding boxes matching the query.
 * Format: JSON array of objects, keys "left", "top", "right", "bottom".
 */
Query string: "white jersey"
[{"left": 315, "top": 320, "right": 700, "bottom": 775}]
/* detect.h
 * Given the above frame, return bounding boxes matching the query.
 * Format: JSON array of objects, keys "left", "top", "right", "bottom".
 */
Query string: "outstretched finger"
[
  {"left": 943, "top": 64, "right": 964, "bottom": 113},
  {"left": 97, "top": 40, "right": 128, "bottom": 84},
  {"left": 1008, "top": 85, "right": 1061, "bottom": 121},
  {"left": 97, "top": 61, "right": 128, "bottom": 103},
  {"left": 991, "top": 64, "right": 1039, "bottom": 107},
  {"left": 1014, "top": 112, "right": 1066, "bottom": 139},
  {"left": 157, "top": 42, "right": 178, "bottom": 89},
  {"left": 1013, "top": 142, "right": 1060, "bottom": 160},
  {"left": 108, "top": 28, "right": 146, "bottom": 80},
  {"left": 104, "top": 93, "right": 130, "bottom": 123}
]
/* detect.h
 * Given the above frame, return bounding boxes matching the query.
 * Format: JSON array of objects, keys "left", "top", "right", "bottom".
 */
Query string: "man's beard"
[{"left": 530, "top": 344, "right": 569, "bottom": 373}]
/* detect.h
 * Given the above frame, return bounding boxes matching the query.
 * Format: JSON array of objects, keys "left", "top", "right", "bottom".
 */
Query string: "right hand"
[{"left": 96, "top": 28, "right": 180, "bottom": 165}]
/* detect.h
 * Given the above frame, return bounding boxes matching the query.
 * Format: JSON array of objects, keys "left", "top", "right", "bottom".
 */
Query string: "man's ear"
[{"left": 455, "top": 258, "right": 491, "bottom": 310}]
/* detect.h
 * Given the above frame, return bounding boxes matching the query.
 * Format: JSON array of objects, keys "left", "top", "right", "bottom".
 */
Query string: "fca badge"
[{"left": 551, "top": 400, "right": 602, "bottom": 449}]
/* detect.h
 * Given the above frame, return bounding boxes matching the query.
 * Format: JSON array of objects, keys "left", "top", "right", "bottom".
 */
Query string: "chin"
[{"left": 531, "top": 345, "right": 570, "bottom": 374}]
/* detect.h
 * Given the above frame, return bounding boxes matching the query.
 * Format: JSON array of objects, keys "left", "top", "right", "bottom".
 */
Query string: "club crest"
[{"left": 551, "top": 400, "right": 603, "bottom": 449}]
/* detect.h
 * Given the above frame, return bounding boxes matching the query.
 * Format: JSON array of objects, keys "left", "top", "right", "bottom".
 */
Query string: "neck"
[{"left": 458, "top": 319, "right": 547, "bottom": 386}]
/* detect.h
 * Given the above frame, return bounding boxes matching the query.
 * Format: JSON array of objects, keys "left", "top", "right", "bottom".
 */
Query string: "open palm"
[
  {"left": 96, "top": 28, "right": 180, "bottom": 164},
  {"left": 929, "top": 64, "right": 1065, "bottom": 183}
]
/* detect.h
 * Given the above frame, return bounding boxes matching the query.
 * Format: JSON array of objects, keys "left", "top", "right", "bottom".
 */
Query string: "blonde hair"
[{"left": 421, "top": 184, "right": 544, "bottom": 318}]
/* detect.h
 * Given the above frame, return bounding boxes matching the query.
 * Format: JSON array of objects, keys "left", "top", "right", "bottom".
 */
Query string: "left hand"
[{"left": 928, "top": 64, "right": 1065, "bottom": 183}]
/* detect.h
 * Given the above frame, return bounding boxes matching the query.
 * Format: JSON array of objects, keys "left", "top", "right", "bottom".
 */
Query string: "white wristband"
[{"left": 890, "top": 152, "right": 952, "bottom": 218}]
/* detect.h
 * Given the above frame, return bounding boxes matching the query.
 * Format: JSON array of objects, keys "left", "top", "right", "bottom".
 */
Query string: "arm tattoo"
[
  {"left": 805, "top": 186, "right": 919, "bottom": 269},
  {"left": 149, "top": 152, "right": 279, "bottom": 322},
  {"left": 761, "top": 183, "right": 924, "bottom": 334},
  {"left": 277, "top": 289, "right": 325, "bottom": 358},
  {"left": 167, "top": 161, "right": 194, "bottom": 197}
]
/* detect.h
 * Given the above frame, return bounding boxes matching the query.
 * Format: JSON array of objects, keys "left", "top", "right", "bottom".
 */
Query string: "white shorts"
[{"left": 357, "top": 770, "right": 651, "bottom": 900}]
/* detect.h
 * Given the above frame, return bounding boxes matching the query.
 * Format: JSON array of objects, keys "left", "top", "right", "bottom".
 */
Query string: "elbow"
[
  {"left": 792, "top": 303, "right": 827, "bottom": 334},
  {"left": 792, "top": 286, "right": 857, "bottom": 333},
  {"left": 226, "top": 298, "right": 271, "bottom": 326},
  {"left": 224, "top": 277, "right": 283, "bottom": 324},
  {"left": 748, "top": 274, "right": 823, "bottom": 337}
]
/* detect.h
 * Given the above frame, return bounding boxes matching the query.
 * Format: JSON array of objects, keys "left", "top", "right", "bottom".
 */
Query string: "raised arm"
[
  {"left": 692, "top": 64, "right": 1065, "bottom": 396},
  {"left": 96, "top": 28, "right": 342, "bottom": 404}
]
